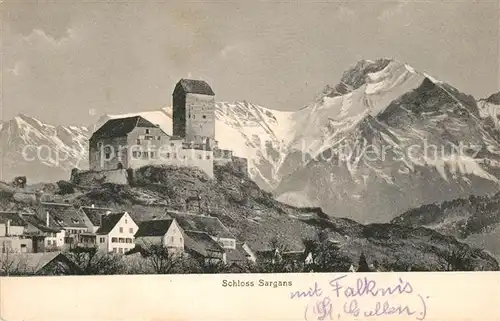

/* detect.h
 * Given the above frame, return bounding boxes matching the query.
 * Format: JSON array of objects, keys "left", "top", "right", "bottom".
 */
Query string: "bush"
[{"left": 57, "top": 180, "right": 75, "bottom": 195}]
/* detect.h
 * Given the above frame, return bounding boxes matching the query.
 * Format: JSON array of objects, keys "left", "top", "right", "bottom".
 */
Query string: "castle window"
[
  {"left": 150, "top": 152, "right": 156, "bottom": 158},
  {"left": 142, "top": 152, "right": 148, "bottom": 159},
  {"left": 173, "top": 153, "right": 177, "bottom": 159},
  {"left": 166, "top": 153, "right": 170, "bottom": 159},
  {"left": 202, "top": 115, "right": 206, "bottom": 119},
  {"left": 206, "top": 155, "right": 210, "bottom": 160},
  {"left": 97, "top": 142, "right": 103, "bottom": 149},
  {"left": 170, "top": 143, "right": 174, "bottom": 147},
  {"left": 157, "top": 136, "right": 161, "bottom": 140},
  {"left": 145, "top": 129, "right": 150, "bottom": 134},
  {"left": 136, "top": 139, "right": 141, "bottom": 145},
  {"left": 197, "top": 155, "right": 202, "bottom": 160}
]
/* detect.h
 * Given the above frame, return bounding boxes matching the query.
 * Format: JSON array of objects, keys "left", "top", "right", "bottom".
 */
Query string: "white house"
[
  {"left": 134, "top": 218, "right": 184, "bottom": 252},
  {"left": 165, "top": 211, "right": 237, "bottom": 250},
  {"left": 21, "top": 213, "right": 65, "bottom": 251},
  {"left": 95, "top": 212, "right": 138, "bottom": 254}
]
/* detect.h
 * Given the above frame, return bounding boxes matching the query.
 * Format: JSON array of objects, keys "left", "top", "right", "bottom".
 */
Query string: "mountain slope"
[
  {"left": 275, "top": 59, "right": 500, "bottom": 223},
  {"left": 1, "top": 164, "right": 496, "bottom": 271},
  {"left": 391, "top": 192, "right": 500, "bottom": 261},
  {"left": 0, "top": 114, "right": 89, "bottom": 183}
]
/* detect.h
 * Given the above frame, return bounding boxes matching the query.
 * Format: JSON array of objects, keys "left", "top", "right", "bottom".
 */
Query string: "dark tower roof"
[
  {"left": 91, "top": 116, "right": 159, "bottom": 140},
  {"left": 174, "top": 79, "right": 215, "bottom": 96}
]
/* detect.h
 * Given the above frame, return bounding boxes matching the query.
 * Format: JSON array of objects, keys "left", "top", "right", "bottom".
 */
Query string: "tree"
[
  {"left": 12, "top": 176, "right": 27, "bottom": 189},
  {"left": 135, "top": 243, "right": 191, "bottom": 274},
  {"left": 303, "top": 239, "right": 353, "bottom": 273},
  {"left": 67, "top": 246, "right": 125, "bottom": 275},
  {"left": 445, "top": 248, "right": 471, "bottom": 271},
  {"left": 357, "top": 252, "right": 371, "bottom": 272},
  {"left": 57, "top": 180, "right": 75, "bottom": 195}
]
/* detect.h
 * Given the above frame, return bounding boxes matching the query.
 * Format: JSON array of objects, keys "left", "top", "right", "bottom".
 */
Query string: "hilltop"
[{"left": 1, "top": 164, "right": 497, "bottom": 271}]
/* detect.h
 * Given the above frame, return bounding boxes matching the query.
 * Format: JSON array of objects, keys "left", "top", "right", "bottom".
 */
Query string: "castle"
[{"left": 88, "top": 79, "right": 248, "bottom": 179}]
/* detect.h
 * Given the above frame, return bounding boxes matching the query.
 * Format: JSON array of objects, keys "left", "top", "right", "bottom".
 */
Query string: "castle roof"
[
  {"left": 91, "top": 116, "right": 161, "bottom": 140},
  {"left": 174, "top": 79, "right": 215, "bottom": 96}
]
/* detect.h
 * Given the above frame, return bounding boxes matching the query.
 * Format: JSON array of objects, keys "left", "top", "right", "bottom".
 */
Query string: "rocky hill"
[
  {"left": 391, "top": 192, "right": 500, "bottom": 261},
  {"left": 1, "top": 165, "right": 497, "bottom": 271}
]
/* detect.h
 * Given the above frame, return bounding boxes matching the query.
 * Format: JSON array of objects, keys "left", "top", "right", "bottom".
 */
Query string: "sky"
[{"left": 1, "top": 0, "right": 499, "bottom": 125}]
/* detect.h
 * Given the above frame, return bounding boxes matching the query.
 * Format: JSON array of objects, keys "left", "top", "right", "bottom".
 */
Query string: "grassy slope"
[{"left": 1, "top": 164, "right": 498, "bottom": 271}]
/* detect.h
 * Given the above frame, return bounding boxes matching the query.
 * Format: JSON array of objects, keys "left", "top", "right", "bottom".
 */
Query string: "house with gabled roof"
[
  {"left": 0, "top": 212, "right": 32, "bottom": 253},
  {"left": 0, "top": 252, "right": 80, "bottom": 276},
  {"left": 35, "top": 202, "right": 90, "bottom": 247},
  {"left": 134, "top": 218, "right": 184, "bottom": 252},
  {"left": 165, "top": 211, "right": 237, "bottom": 250},
  {"left": 96, "top": 212, "right": 138, "bottom": 254},
  {"left": 183, "top": 230, "right": 225, "bottom": 264},
  {"left": 79, "top": 205, "right": 113, "bottom": 233},
  {"left": 21, "top": 213, "right": 64, "bottom": 252}
]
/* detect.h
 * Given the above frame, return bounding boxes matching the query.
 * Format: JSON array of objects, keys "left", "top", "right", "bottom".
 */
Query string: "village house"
[
  {"left": 79, "top": 205, "right": 113, "bottom": 233},
  {"left": 0, "top": 252, "right": 81, "bottom": 276},
  {"left": 21, "top": 213, "right": 64, "bottom": 252},
  {"left": 0, "top": 212, "right": 32, "bottom": 253},
  {"left": 35, "top": 203, "right": 90, "bottom": 247},
  {"left": 165, "top": 211, "right": 237, "bottom": 250},
  {"left": 183, "top": 230, "right": 225, "bottom": 264},
  {"left": 134, "top": 218, "right": 184, "bottom": 252},
  {"left": 95, "top": 212, "right": 138, "bottom": 254},
  {"left": 237, "top": 242, "right": 257, "bottom": 263}
]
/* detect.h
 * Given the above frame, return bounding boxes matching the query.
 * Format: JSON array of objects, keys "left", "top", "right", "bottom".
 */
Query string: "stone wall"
[{"left": 72, "top": 169, "right": 128, "bottom": 186}]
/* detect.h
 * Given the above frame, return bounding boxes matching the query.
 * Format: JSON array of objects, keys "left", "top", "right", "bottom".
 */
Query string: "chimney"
[
  {"left": 100, "top": 211, "right": 111, "bottom": 226},
  {"left": 6, "top": 219, "right": 11, "bottom": 236},
  {"left": 46, "top": 212, "right": 50, "bottom": 227}
]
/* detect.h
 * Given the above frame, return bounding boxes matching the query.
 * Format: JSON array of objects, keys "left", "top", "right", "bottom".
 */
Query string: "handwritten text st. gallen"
[{"left": 289, "top": 275, "right": 429, "bottom": 321}]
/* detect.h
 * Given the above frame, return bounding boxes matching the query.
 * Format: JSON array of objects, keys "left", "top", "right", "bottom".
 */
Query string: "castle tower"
[{"left": 172, "top": 79, "right": 216, "bottom": 148}]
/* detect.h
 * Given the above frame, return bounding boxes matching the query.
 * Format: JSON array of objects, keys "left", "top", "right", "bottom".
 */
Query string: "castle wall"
[
  {"left": 213, "top": 149, "right": 233, "bottom": 166},
  {"left": 172, "top": 90, "right": 186, "bottom": 138},
  {"left": 185, "top": 93, "right": 215, "bottom": 144},
  {"left": 74, "top": 169, "right": 128, "bottom": 186},
  {"left": 89, "top": 136, "right": 128, "bottom": 171},
  {"left": 232, "top": 156, "right": 249, "bottom": 176}
]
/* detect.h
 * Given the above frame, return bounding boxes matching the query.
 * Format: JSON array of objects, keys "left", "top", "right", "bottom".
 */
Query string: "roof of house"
[
  {"left": 184, "top": 230, "right": 224, "bottom": 257},
  {"left": 21, "top": 214, "right": 61, "bottom": 233},
  {"left": 91, "top": 116, "right": 161, "bottom": 140},
  {"left": 80, "top": 206, "right": 113, "bottom": 226},
  {"left": 96, "top": 212, "right": 126, "bottom": 235},
  {"left": 0, "top": 212, "right": 26, "bottom": 226},
  {"left": 174, "top": 79, "right": 215, "bottom": 96},
  {"left": 37, "top": 203, "right": 87, "bottom": 229},
  {"left": 0, "top": 252, "right": 72, "bottom": 274},
  {"left": 226, "top": 247, "right": 248, "bottom": 264},
  {"left": 166, "top": 212, "right": 234, "bottom": 239},
  {"left": 135, "top": 219, "right": 175, "bottom": 237}
]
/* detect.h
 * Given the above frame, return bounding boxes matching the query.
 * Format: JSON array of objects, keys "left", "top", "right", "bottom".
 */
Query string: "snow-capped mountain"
[
  {"left": 0, "top": 114, "right": 89, "bottom": 183},
  {"left": 2, "top": 58, "right": 500, "bottom": 226},
  {"left": 275, "top": 59, "right": 500, "bottom": 223}
]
